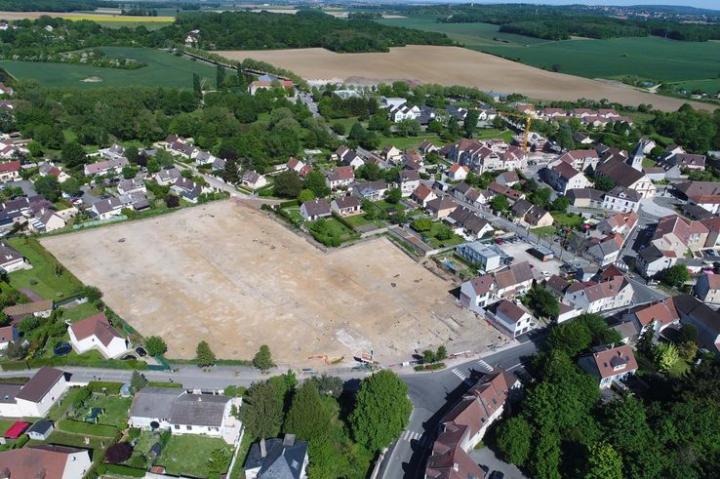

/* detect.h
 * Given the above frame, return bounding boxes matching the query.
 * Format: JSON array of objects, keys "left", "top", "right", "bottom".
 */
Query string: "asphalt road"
[{"left": 379, "top": 339, "right": 541, "bottom": 479}]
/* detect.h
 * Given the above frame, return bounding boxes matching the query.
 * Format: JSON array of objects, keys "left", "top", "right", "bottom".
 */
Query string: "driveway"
[{"left": 471, "top": 447, "right": 528, "bottom": 479}]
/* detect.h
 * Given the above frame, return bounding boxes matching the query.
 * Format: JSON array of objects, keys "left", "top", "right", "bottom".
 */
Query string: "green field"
[
  {"left": 0, "top": 47, "right": 215, "bottom": 89},
  {"left": 381, "top": 17, "right": 720, "bottom": 84},
  {"left": 158, "top": 435, "right": 232, "bottom": 478}
]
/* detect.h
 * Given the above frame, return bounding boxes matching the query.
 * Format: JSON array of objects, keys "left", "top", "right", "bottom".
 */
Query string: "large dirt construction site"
[{"left": 41, "top": 201, "right": 500, "bottom": 365}]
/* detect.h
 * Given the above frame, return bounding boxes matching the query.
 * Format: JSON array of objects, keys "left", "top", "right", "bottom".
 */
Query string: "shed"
[{"left": 26, "top": 419, "right": 53, "bottom": 441}]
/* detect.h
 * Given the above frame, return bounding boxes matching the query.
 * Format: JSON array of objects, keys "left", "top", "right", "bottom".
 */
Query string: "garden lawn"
[
  {"left": 6, "top": 238, "right": 85, "bottom": 301},
  {"left": 378, "top": 132, "right": 442, "bottom": 149},
  {"left": 0, "top": 419, "right": 13, "bottom": 435},
  {"left": 82, "top": 394, "right": 132, "bottom": 429},
  {"left": 158, "top": 435, "right": 233, "bottom": 478},
  {"left": 59, "top": 302, "right": 103, "bottom": 323},
  {"left": 532, "top": 226, "right": 557, "bottom": 237},
  {"left": 344, "top": 214, "right": 386, "bottom": 230},
  {"left": 425, "top": 222, "right": 466, "bottom": 248},
  {"left": 551, "top": 212, "right": 584, "bottom": 229}
]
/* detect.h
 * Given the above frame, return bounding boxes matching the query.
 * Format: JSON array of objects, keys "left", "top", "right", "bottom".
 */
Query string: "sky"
[{"left": 434, "top": 1, "right": 720, "bottom": 10}]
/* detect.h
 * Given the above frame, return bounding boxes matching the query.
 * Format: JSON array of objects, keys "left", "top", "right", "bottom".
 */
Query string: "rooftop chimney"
[{"left": 260, "top": 438, "right": 267, "bottom": 458}]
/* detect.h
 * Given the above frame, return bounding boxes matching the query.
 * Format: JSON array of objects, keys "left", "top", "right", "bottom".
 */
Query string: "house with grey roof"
[
  {"left": 0, "top": 367, "right": 70, "bottom": 418},
  {"left": 0, "top": 241, "right": 28, "bottom": 273},
  {"left": 300, "top": 199, "right": 331, "bottom": 221},
  {"left": 129, "top": 387, "right": 243, "bottom": 444},
  {"left": 245, "top": 434, "right": 309, "bottom": 479}
]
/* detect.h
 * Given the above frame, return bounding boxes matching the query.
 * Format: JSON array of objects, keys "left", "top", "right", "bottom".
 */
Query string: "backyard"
[{"left": 157, "top": 435, "right": 233, "bottom": 478}]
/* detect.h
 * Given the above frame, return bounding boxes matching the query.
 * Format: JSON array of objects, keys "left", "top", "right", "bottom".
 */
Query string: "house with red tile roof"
[
  {"left": 579, "top": 345, "right": 638, "bottom": 389},
  {"left": 674, "top": 181, "right": 720, "bottom": 215},
  {"left": 625, "top": 297, "right": 680, "bottom": 337},
  {"left": 325, "top": 166, "right": 355, "bottom": 190},
  {"left": 68, "top": 313, "right": 127, "bottom": 359},
  {"left": 425, "top": 370, "right": 520, "bottom": 479},
  {"left": 597, "top": 211, "right": 638, "bottom": 236},
  {"left": 558, "top": 149, "right": 599, "bottom": 171},
  {"left": 651, "top": 214, "right": 708, "bottom": 256},
  {"left": 447, "top": 163, "right": 469, "bottom": 182},
  {"left": 0, "top": 160, "right": 20, "bottom": 183},
  {"left": 0, "top": 445, "right": 91, "bottom": 479},
  {"left": 411, "top": 183, "right": 437, "bottom": 207},
  {"left": 563, "top": 274, "right": 634, "bottom": 314}
]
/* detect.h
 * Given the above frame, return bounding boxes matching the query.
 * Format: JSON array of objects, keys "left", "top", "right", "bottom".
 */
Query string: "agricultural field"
[
  {"left": 218, "top": 46, "right": 712, "bottom": 111},
  {"left": 0, "top": 10, "right": 173, "bottom": 25},
  {"left": 381, "top": 17, "right": 720, "bottom": 86},
  {"left": 41, "top": 200, "right": 501, "bottom": 365},
  {"left": 0, "top": 47, "right": 215, "bottom": 89}
]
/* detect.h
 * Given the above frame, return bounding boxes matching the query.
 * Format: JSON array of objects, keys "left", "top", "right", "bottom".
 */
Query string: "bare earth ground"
[
  {"left": 41, "top": 201, "right": 501, "bottom": 365},
  {"left": 218, "top": 45, "right": 712, "bottom": 112}
]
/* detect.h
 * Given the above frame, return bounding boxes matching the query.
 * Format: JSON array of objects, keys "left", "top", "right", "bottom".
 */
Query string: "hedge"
[
  {"left": 147, "top": 381, "right": 182, "bottom": 389},
  {"left": 28, "top": 357, "right": 147, "bottom": 370},
  {"left": 279, "top": 199, "right": 300, "bottom": 208},
  {"left": 95, "top": 463, "right": 146, "bottom": 477},
  {"left": 87, "top": 381, "right": 123, "bottom": 394},
  {"left": 413, "top": 362, "right": 446, "bottom": 372},
  {"left": 0, "top": 361, "right": 29, "bottom": 371},
  {"left": 58, "top": 419, "right": 118, "bottom": 437}
]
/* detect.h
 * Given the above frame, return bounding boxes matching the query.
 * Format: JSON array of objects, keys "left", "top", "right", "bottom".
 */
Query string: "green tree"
[
  {"left": 397, "top": 119, "right": 421, "bottom": 137},
  {"left": 546, "top": 317, "right": 592, "bottom": 356},
  {"left": 551, "top": 196, "right": 570, "bottom": 213},
  {"left": 526, "top": 285, "right": 560, "bottom": 319},
  {"left": 464, "top": 109, "right": 479, "bottom": 137},
  {"left": 350, "top": 370, "right": 412, "bottom": 452},
  {"left": 585, "top": 442, "right": 623, "bottom": 479},
  {"left": 273, "top": 170, "right": 303, "bottom": 198},
  {"left": 193, "top": 72, "right": 202, "bottom": 97},
  {"left": 660, "top": 264, "right": 690, "bottom": 288},
  {"left": 60, "top": 177, "right": 81, "bottom": 197},
  {"left": 216, "top": 65, "right": 226, "bottom": 89},
  {"left": 196, "top": 340, "right": 216, "bottom": 367},
  {"left": 125, "top": 146, "right": 139, "bottom": 164},
  {"left": 422, "top": 349, "right": 436, "bottom": 364},
  {"left": 490, "top": 195, "right": 510, "bottom": 214},
  {"left": 284, "top": 381, "right": 331, "bottom": 444},
  {"left": 385, "top": 188, "right": 402, "bottom": 204},
  {"left": 34, "top": 176, "right": 61, "bottom": 202},
  {"left": 253, "top": 344, "right": 275, "bottom": 371},
  {"left": 496, "top": 416, "right": 532, "bottom": 465},
  {"left": 530, "top": 426, "right": 561, "bottom": 479},
  {"left": 144, "top": 336, "right": 167, "bottom": 356},
  {"left": 61, "top": 141, "right": 87, "bottom": 169},
  {"left": 436, "top": 345, "right": 447, "bottom": 361},
  {"left": 303, "top": 170, "right": 330, "bottom": 198},
  {"left": 411, "top": 218, "right": 432, "bottom": 232},
  {"left": 594, "top": 175, "right": 615, "bottom": 192},
  {"left": 130, "top": 371, "right": 147, "bottom": 392},
  {"left": 241, "top": 380, "right": 285, "bottom": 440},
  {"left": 298, "top": 189, "right": 316, "bottom": 202},
  {"left": 655, "top": 342, "right": 680, "bottom": 372}
]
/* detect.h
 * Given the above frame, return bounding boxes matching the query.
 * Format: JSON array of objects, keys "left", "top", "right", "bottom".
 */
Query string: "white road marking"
[
  {"left": 452, "top": 368, "right": 467, "bottom": 381},
  {"left": 477, "top": 359, "right": 494, "bottom": 372}
]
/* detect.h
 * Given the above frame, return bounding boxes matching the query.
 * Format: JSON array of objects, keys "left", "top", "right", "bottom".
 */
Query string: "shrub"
[
  {"left": 87, "top": 381, "right": 123, "bottom": 394},
  {"left": 144, "top": 336, "right": 167, "bottom": 356},
  {"left": 105, "top": 442, "right": 133, "bottom": 464}
]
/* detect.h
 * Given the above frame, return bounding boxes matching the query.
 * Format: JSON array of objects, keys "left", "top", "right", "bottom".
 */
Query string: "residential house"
[
  {"left": 702, "top": 216, "right": 720, "bottom": 249},
  {"left": 567, "top": 188, "right": 604, "bottom": 209},
  {"left": 351, "top": 180, "right": 388, "bottom": 201},
  {"left": 487, "top": 182, "right": 524, "bottom": 203},
  {"left": 97, "top": 143, "right": 126, "bottom": 162},
  {"left": 325, "top": 166, "right": 355, "bottom": 190},
  {"left": 331, "top": 196, "right": 362, "bottom": 216},
  {"left": 651, "top": 214, "right": 708, "bottom": 257},
  {"left": 411, "top": 183, "right": 437, "bottom": 207},
  {"left": 578, "top": 345, "right": 638, "bottom": 389},
  {"left": 242, "top": 170, "right": 269, "bottom": 190},
  {"left": 390, "top": 104, "right": 421, "bottom": 122},
  {"left": 446, "top": 208, "right": 493, "bottom": 240},
  {"left": 495, "top": 171, "right": 519, "bottom": 187},
  {"left": 602, "top": 186, "right": 641, "bottom": 213},
  {"left": 563, "top": 274, "right": 634, "bottom": 313},
  {"left": 597, "top": 211, "right": 638, "bottom": 236},
  {"left": 155, "top": 167, "right": 181, "bottom": 186},
  {"left": 419, "top": 141, "right": 440, "bottom": 155},
  {"left": 573, "top": 132, "right": 594, "bottom": 145},
  {"left": 68, "top": 313, "right": 127, "bottom": 359},
  {"left": 0, "top": 241, "right": 27, "bottom": 273},
  {"left": 38, "top": 162, "right": 71, "bottom": 183},
  {"left": 396, "top": 170, "right": 420, "bottom": 197},
  {"left": 300, "top": 199, "right": 331, "bottom": 221},
  {"left": 695, "top": 273, "right": 720, "bottom": 304},
  {"left": 425, "top": 371, "right": 519, "bottom": 479},
  {"left": 0, "top": 160, "right": 20, "bottom": 182},
  {"left": 426, "top": 196, "right": 458, "bottom": 220},
  {"left": 286, "top": 157, "right": 306, "bottom": 174},
  {"left": 558, "top": 149, "right": 599, "bottom": 171},
  {"left": 456, "top": 242, "right": 509, "bottom": 271},
  {"left": 674, "top": 294, "right": 720, "bottom": 353},
  {"left": 245, "top": 434, "right": 309, "bottom": 479},
  {"left": 625, "top": 297, "right": 681, "bottom": 338},
  {"left": 596, "top": 159, "right": 656, "bottom": 199},
  {"left": 0, "top": 367, "right": 70, "bottom": 417},
  {"left": 460, "top": 262, "right": 535, "bottom": 312},
  {"left": 0, "top": 445, "right": 91, "bottom": 479},
  {"left": 0, "top": 324, "right": 18, "bottom": 350},
  {"left": 489, "top": 300, "right": 536, "bottom": 338},
  {"left": 664, "top": 152, "right": 706, "bottom": 171},
  {"left": 459, "top": 275, "right": 495, "bottom": 312},
  {"left": 90, "top": 197, "right": 123, "bottom": 220},
  {"left": 586, "top": 234, "right": 624, "bottom": 266},
  {"left": 194, "top": 150, "right": 218, "bottom": 167},
  {"left": 171, "top": 177, "right": 203, "bottom": 204},
  {"left": 382, "top": 146, "right": 403, "bottom": 163},
  {"left": 117, "top": 178, "right": 146, "bottom": 196},
  {"left": 29, "top": 210, "right": 65, "bottom": 233},
  {"left": 636, "top": 245, "right": 677, "bottom": 278},
  {"left": 511, "top": 200, "right": 553, "bottom": 228},
  {"left": 334, "top": 147, "right": 364, "bottom": 169},
  {"left": 3, "top": 299, "right": 53, "bottom": 322},
  {"left": 447, "top": 164, "right": 469, "bottom": 182},
  {"left": 129, "top": 387, "right": 243, "bottom": 444},
  {"left": 546, "top": 162, "right": 592, "bottom": 194},
  {"left": 83, "top": 157, "right": 128, "bottom": 177},
  {"left": 674, "top": 181, "right": 720, "bottom": 214}
]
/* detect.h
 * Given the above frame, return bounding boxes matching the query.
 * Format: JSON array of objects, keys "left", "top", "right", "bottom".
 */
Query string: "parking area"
[{"left": 495, "top": 238, "right": 563, "bottom": 278}]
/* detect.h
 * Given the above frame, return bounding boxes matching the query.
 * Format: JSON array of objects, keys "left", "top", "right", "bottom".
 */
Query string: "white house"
[
  {"left": 490, "top": 300, "right": 536, "bottom": 338},
  {"left": 546, "top": 162, "right": 592, "bottom": 194},
  {"left": 0, "top": 367, "right": 70, "bottom": 418},
  {"left": 602, "top": 186, "right": 640, "bottom": 213},
  {"left": 325, "top": 166, "right": 354, "bottom": 190},
  {"left": 447, "top": 163, "right": 469, "bottom": 182},
  {"left": 300, "top": 199, "right": 331, "bottom": 221},
  {"left": 29, "top": 210, "right": 66, "bottom": 233},
  {"left": 396, "top": 169, "right": 420, "bottom": 197},
  {"left": 241, "top": 170, "right": 269, "bottom": 190},
  {"left": 636, "top": 245, "right": 677, "bottom": 278},
  {"left": 0, "top": 445, "right": 91, "bottom": 479},
  {"left": 129, "top": 388, "right": 243, "bottom": 444},
  {"left": 578, "top": 345, "right": 638, "bottom": 389},
  {"left": 68, "top": 313, "right": 128, "bottom": 359},
  {"left": 0, "top": 241, "right": 29, "bottom": 273},
  {"left": 563, "top": 275, "right": 634, "bottom": 314}
]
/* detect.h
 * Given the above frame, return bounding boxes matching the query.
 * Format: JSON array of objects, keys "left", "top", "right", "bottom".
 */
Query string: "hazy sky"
[{"left": 441, "top": 1, "right": 720, "bottom": 9}]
